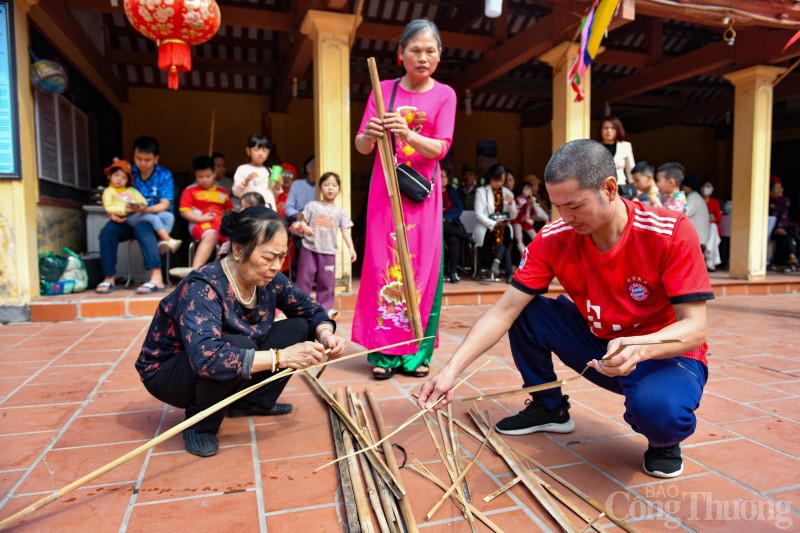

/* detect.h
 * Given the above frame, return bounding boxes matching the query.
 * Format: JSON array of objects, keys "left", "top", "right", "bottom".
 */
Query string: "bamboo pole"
[
  {"left": 469, "top": 410, "right": 576, "bottom": 532},
  {"left": 348, "top": 390, "right": 401, "bottom": 533},
  {"left": 346, "top": 388, "right": 392, "bottom": 533},
  {"left": 408, "top": 461, "right": 506, "bottom": 533},
  {"left": 317, "top": 358, "right": 494, "bottom": 470},
  {"left": 366, "top": 56, "right": 424, "bottom": 346},
  {"left": 338, "top": 390, "right": 376, "bottom": 533},
  {"left": 458, "top": 339, "right": 685, "bottom": 405},
  {"left": 0, "top": 339, "right": 424, "bottom": 530},
  {"left": 365, "top": 390, "right": 418, "bottom": 533},
  {"left": 208, "top": 108, "right": 216, "bottom": 156},
  {"left": 330, "top": 404, "right": 362, "bottom": 533},
  {"left": 303, "top": 371, "right": 404, "bottom": 499}
]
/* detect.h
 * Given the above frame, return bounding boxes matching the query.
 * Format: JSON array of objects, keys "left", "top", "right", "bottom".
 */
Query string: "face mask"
[{"left": 701, "top": 186, "right": 713, "bottom": 196}]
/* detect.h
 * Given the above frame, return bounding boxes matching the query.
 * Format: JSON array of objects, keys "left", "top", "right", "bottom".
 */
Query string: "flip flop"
[
  {"left": 372, "top": 367, "right": 396, "bottom": 380},
  {"left": 136, "top": 282, "right": 165, "bottom": 295},
  {"left": 94, "top": 281, "right": 115, "bottom": 294}
]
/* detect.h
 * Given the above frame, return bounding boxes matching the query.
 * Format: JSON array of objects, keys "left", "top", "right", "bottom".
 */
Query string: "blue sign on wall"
[{"left": 0, "top": 2, "right": 21, "bottom": 178}]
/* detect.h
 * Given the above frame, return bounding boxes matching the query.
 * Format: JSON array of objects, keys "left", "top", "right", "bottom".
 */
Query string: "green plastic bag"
[{"left": 59, "top": 247, "right": 88, "bottom": 293}]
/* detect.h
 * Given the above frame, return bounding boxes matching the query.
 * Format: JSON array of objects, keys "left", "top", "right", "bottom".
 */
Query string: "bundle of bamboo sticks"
[{"left": 305, "top": 371, "right": 417, "bottom": 533}]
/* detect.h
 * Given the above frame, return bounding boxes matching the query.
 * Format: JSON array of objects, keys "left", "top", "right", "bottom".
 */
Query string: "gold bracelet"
[{"left": 275, "top": 348, "right": 281, "bottom": 369}]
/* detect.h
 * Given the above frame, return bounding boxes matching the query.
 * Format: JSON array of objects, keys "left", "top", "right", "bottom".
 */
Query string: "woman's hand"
[
  {"left": 318, "top": 333, "right": 347, "bottom": 359},
  {"left": 363, "top": 116, "right": 385, "bottom": 140},
  {"left": 279, "top": 341, "right": 327, "bottom": 370},
  {"left": 383, "top": 112, "right": 411, "bottom": 141}
]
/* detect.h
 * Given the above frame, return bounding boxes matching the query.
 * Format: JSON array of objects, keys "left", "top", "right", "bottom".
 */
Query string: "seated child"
[
  {"left": 102, "top": 158, "right": 181, "bottom": 254},
  {"left": 179, "top": 155, "right": 234, "bottom": 270},
  {"left": 631, "top": 161, "right": 662, "bottom": 207},
  {"left": 656, "top": 162, "right": 687, "bottom": 214},
  {"left": 512, "top": 180, "right": 549, "bottom": 255},
  {"left": 295, "top": 172, "right": 356, "bottom": 320}
]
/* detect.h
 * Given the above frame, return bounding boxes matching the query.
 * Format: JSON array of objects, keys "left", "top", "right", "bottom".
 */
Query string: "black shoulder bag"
[{"left": 388, "top": 79, "right": 438, "bottom": 203}]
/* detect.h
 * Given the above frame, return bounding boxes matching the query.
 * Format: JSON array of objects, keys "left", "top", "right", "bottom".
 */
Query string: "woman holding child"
[
  {"left": 136, "top": 206, "right": 347, "bottom": 457},
  {"left": 352, "top": 19, "right": 456, "bottom": 380}
]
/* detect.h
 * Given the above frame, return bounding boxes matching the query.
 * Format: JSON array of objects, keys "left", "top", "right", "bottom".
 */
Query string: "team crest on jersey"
[
  {"left": 519, "top": 248, "right": 528, "bottom": 269},
  {"left": 626, "top": 277, "right": 651, "bottom": 302}
]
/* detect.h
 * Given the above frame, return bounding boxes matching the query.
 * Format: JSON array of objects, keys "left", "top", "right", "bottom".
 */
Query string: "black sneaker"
[
  {"left": 182, "top": 428, "right": 219, "bottom": 457},
  {"left": 495, "top": 396, "right": 575, "bottom": 435},
  {"left": 643, "top": 444, "right": 683, "bottom": 478}
]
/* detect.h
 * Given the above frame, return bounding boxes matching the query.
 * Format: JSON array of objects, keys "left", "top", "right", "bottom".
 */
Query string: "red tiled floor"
[{"left": 0, "top": 292, "right": 798, "bottom": 530}]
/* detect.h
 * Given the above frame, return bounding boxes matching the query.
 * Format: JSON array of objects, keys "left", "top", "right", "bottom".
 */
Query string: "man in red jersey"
[{"left": 419, "top": 139, "right": 713, "bottom": 478}]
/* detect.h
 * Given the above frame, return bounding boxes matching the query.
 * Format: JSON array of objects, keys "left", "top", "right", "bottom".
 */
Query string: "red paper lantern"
[{"left": 123, "top": 0, "right": 221, "bottom": 90}]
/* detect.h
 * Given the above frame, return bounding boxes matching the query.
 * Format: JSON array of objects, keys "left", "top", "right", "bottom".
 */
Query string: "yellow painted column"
[
  {"left": 0, "top": 1, "right": 40, "bottom": 320},
  {"left": 723, "top": 65, "right": 784, "bottom": 280},
  {"left": 540, "top": 42, "right": 591, "bottom": 152},
  {"left": 301, "top": 10, "right": 355, "bottom": 293},
  {"left": 540, "top": 42, "right": 591, "bottom": 218}
]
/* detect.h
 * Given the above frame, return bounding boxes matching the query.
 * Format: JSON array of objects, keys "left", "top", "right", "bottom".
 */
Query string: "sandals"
[
  {"left": 405, "top": 364, "right": 430, "bottom": 378},
  {"left": 372, "top": 367, "right": 396, "bottom": 380},
  {"left": 94, "top": 281, "right": 115, "bottom": 294},
  {"left": 136, "top": 282, "right": 165, "bottom": 294},
  {"left": 182, "top": 428, "right": 219, "bottom": 457}
]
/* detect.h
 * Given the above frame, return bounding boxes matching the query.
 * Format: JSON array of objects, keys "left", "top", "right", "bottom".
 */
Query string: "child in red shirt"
[{"left": 179, "top": 155, "right": 234, "bottom": 270}]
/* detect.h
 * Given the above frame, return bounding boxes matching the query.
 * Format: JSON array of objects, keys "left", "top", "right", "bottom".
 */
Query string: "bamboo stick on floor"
[
  {"left": 346, "top": 388, "right": 393, "bottom": 533},
  {"left": 303, "top": 370, "right": 404, "bottom": 499},
  {"left": 347, "top": 389, "right": 401, "bottom": 533},
  {"left": 426, "top": 430, "right": 489, "bottom": 521},
  {"left": 364, "top": 390, "right": 418, "bottom": 533},
  {"left": 318, "top": 358, "right": 494, "bottom": 471},
  {"left": 337, "top": 390, "right": 376, "bottom": 533},
  {"left": 448, "top": 404, "right": 471, "bottom": 502},
  {"left": 422, "top": 414, "right": 476, "bottom": 530},
  {"left": 330, "top": 403, "right": 362, "bottom": 533},
  {"left": 469, "top": 409, "right": 576, "bottom": 532},
  {"left": 483, "top": 476, "right": 521, "bottom": 502},
  {"left": 408, "top": 461, "right": 506, "bottom": 533}
]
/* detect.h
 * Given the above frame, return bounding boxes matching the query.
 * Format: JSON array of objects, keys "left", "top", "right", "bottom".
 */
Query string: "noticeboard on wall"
[
  {"left": 0, "top": 2, "right": 21, "bottom": 178},
  {"left": 34, "top": 90, "right": 91, "bottom": 191}
]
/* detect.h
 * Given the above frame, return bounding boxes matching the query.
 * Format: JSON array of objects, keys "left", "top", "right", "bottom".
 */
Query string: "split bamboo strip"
[
  {"left": 421, "top": 414, "right": 475, "bottom": 530},
  {"left": 436, "top": 410, "right": 475, "bottom": 529},
  {"left": 349, "top": 390, "right": 401, "bottom": 533},
  {"left": 469, "top": 410, "right": 576, "bottom": 532},
  {"left": 317, "top": 358, "right": 494, "bottom": 470},
  {"left": 330, "top": 404, "right": 362, "bottom": 533},
  {"left": 510, "top": 447, "right": 638, "bottom": 533},
  {"left": 0, "top": 339, "right": 426, "bottom": 530},
  {"left": 440, "top": 411, "right": 628, "bottom": 532},
  {"left": 426, "top": 431, "right": 489, "bottom": 520},
  {"left": 346, "top": 388, "right": 393, "bottom": 533},
  {"left": 458, "top": 339, "right": 684, "bottom": 405},
  {"left": 366, "top": 56, "right": 423, "bottom": 345},
  {"left": 580, "top": 513, "right": 606, "bottom": 533},
  {"left": 408, "top": 461, "right": 506, "bottom": 533},
  {"left": 303, "top": 371, "right": 404, "bottom": 499},
  {"left": 338, "top": 390, "right": 377, "bottom": 533},
  {"left": 535, "top": 474, "right": 601, "bottom": 532},
  {"left": 483, "top": 476, "right": 521, "bottom": 503},
  {"left": 364, "top": 389, "right": 418, "bottom": 533},
  {"left": 448, "top": 404, "right": 471, "bottom": 502}
]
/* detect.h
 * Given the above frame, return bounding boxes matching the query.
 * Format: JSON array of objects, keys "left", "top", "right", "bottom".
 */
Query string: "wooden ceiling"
[{"left": 41, "top": 0, "right": 800, "bottom": 131}]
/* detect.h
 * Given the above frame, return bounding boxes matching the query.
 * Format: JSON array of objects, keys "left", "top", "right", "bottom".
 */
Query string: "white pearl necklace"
[{"left": 223, "top": 256, "right": 257, "bottom": 306}]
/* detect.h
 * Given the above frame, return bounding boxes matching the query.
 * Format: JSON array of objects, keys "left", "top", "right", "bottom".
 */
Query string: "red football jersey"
[
  {"left": 179, "top": 184, "right": 234, "bottom": 225},
  {"left": 512, "top": 199, "right": 713, "bottom": 364}
]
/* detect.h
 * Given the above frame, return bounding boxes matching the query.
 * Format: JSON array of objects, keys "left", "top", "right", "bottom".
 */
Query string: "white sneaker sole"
[
  {"left": 495, "top": 419, "right": 576, "bottom": 436},
  {"left": 643, "top": 461, "right": 684, "bottom": 479}
]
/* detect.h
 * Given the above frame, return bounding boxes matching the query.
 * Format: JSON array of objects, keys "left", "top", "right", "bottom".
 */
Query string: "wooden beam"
[
  {"left": 636, "top": 0, "right": 800, "bottom": 28},
  {"left": 594, "top": 40, "right": 735, "bottom": 104},
  {"left": 106, "top": 49, "right": 279, "bottom": 76},
  {"left": 625, "top": 96, "right": 732, "bottom": 132},
  {"left": 273, "top": 36, "right": 314, "bottom": 112},
  {"left": 33, "top": 0, "right": 127, "bottom": 103},
  {"left": 597, "top": 49, "right": 651, "bottom": 68},
  {"left": 453, "top": 14, "right": 555, "bottom": 95},
  {"left": 439, "top": 2, "right": 485, "bottom": 34},
  {"left": 608, "top": 0, "right": 635, "bottom": 32},
  {"left": 356, "top": 22, "right": 496, "bottom": 52}
]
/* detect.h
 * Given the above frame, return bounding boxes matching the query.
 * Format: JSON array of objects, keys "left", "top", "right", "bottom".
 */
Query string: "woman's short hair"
[
  {"left": 600, "top": 115, "right": 627, "bottom": 142},
  {"left": 486, "top": 163, "right": 506, "bottom": 182},
  {"left": 398, "top": 19, "right": 442, "bottom": 49},
  {"left": 544, "top": 139, "right": 617, "bottom": 191},
  {"left": 220, "top": 206, "right": 285, "bottom": 261}
]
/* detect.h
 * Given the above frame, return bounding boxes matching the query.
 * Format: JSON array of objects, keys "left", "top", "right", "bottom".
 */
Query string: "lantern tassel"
[{"left": 158, "top": 39, "right": 191, "bottom": 90}]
